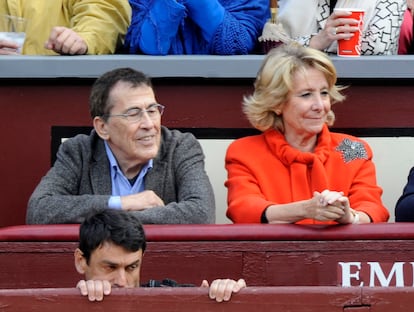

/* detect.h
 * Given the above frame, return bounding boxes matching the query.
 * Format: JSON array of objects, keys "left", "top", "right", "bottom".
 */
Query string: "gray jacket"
[{"left": 26, "top": 127, "right": 215, "bottom": 224}]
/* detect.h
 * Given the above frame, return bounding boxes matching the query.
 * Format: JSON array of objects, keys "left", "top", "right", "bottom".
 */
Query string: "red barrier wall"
[{"left": 1, "top": 224, "right": 414, "bottom": 289}]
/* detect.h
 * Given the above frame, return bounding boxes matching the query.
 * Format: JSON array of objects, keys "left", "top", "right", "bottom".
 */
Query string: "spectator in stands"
[
  {"left": 277, "top": 0, "right": 406, "bottom": 55},
  {"left": 225, "top": 43, "right": 389, "bottom": 224},
  {"left": 398, "top": 0, "right": 414, "bottom": 54},
  {"left": 26, "top": 67, "right": 215, "bottom": 224},
  {"left": 123, "top": 0, "right": 269, "bottom": 55},
  {"left": 0, "top": 1, "right": 131, "bottom": 55},
  {"left": 75, "top": 209, "right": 246, "bottom": 301},
  {"left": 395, "top": 167, "right": 414, "bottom": 221}
]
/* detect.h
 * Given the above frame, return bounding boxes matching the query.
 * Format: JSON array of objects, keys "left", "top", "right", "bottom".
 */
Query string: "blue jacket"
[{"left": 124, "top": 0, "right": 269, "bottom": 55}]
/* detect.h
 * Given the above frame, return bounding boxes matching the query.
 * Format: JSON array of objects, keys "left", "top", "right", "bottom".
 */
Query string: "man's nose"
[
  {"left": 113, "top": 270, "right": 127, "bottom": 287},
  {"left": 139, "top": 110, "right": 155, "bottom": 126}
]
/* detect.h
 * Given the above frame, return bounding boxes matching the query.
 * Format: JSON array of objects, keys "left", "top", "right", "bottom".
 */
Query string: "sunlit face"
[
  {"left": 96, "top": 82, "right": 162, "bottom": 173},
  {"left": 279, "top": 67, "right": 331, "bottom": 139},
  {"left": 76, "top": 241, "right": 143, "bottom": 288}
]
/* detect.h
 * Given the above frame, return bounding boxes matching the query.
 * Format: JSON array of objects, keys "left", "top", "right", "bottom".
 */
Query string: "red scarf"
[{"left": 265, "top": 125, "right": 331, "bottom": 202}]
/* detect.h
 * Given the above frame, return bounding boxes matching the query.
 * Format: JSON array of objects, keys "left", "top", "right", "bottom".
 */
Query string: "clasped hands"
[{"left": 310, "top": 189, "right": 355, "bottom": 224}]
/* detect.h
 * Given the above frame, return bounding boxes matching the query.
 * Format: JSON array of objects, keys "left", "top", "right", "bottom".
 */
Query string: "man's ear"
[
  {"left": 93, "top": 116, "right": 109, "bottom": 140},
  {"left": 74, "top": 248, "right": 87, "bottom": 274}
]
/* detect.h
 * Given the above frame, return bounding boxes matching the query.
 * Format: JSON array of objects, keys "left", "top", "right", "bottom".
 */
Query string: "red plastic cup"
[{"left": 334, "top": 8, "right": 365, "bottom": 57}]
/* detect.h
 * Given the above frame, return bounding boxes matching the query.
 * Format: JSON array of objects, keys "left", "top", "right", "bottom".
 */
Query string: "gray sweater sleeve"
[
  {"left": 26, "top": 134, "right": 111, "bottom": 224},
  {"left": 132, "top": 129, "right": 216, "bottom": 224}
]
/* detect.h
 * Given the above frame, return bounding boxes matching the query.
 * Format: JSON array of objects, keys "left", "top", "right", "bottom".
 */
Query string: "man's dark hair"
[
  {"left": 78, "top": 209, "right": 146, "bottom": 264},
  {"left": 89, "top": 67, "right": 153, "bottom": 119}
]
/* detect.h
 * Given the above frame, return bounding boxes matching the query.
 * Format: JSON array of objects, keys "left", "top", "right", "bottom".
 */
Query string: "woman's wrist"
[
  {"left": 308, "top": 33, "right": 332, "bottom": 51},
  {"left": 350, "top": 209, "right": 360, "bottom": 224}
]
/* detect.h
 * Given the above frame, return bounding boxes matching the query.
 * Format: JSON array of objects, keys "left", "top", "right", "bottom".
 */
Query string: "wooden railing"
[{"left": 1, "top": 286, "right": 414, "bottom": 311}]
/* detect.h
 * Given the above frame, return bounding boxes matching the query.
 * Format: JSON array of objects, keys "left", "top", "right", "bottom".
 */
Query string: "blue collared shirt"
[{"left": 104, "top": 141, "right": 153, "bottom": 209}]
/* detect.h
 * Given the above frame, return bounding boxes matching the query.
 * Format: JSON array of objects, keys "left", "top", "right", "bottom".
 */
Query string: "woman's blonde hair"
[{"left": 243, "top": 43, "right": 345, "bottom": 132}]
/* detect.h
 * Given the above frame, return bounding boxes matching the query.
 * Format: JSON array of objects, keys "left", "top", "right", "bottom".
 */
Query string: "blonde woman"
[{"left": 225, "top": 43, "right": 389, "bottom": 224}]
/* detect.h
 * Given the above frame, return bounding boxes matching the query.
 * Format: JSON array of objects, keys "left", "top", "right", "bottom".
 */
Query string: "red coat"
[{"left": 225, "top": 125, "right": 389, "bottom": 224}]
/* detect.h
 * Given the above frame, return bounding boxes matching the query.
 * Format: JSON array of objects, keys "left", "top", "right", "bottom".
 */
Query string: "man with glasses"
[{"left": 26, "top": 68, "right": 215, "bottom": 224}]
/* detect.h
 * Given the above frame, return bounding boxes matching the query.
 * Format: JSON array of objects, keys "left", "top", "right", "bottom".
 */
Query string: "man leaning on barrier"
[{"left": 26, "top": 67, "right": 215, "bottom": 225}]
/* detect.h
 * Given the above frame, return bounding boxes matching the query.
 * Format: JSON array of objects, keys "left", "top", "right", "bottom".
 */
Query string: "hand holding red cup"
[{"left": 334, "top": 8, "right": 365, "bottom": 57}]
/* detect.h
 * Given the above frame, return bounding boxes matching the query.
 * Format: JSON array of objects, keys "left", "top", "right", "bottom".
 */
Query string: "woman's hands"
[
  {"left": 306, "top": 190, "right": 346, "bottom": 222},
  {"left": 309, "top": 9, "right": 360, "bottom": 51},
  {"left": 311, "top": 189, "right": 366, "bottom": 224},
  {"left": 311, "top": 189, "right": 357, "bottom": 224},
  {"left": 266, "top": 189, "right": 367, "bottom": 224}
]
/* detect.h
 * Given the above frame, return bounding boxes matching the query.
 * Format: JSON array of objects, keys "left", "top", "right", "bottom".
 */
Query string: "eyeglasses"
[{"left": 102, "top": 103, "right": 165, "bottom": 122}]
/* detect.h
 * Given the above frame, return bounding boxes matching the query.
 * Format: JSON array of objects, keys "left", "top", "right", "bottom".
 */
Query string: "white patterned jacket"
[{"left": 278, "top": 0, "right": 406, "bottom": 55}]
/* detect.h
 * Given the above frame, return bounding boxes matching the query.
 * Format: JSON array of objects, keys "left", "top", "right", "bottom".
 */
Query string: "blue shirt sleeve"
[{"left": 108, "top": 196, "right": 122, "bottom": 210}]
